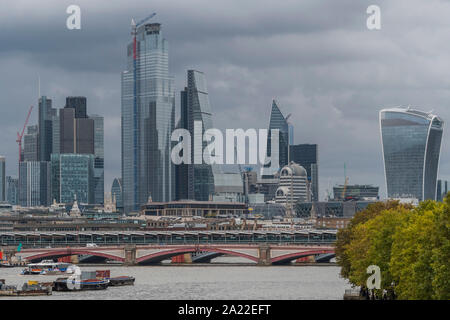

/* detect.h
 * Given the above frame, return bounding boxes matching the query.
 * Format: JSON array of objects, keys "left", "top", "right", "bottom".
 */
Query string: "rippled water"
[{"left": 0, "top": 259, "right": 351, "bottom": 300}]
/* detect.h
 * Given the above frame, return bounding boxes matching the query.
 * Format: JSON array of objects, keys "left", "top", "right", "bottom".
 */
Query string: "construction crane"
[
  {"left": 341, "top": 163, "right": 349, "bottom": 200},
  {"left": 130, "top": 12, "right": 156, "bottom": 208},
  {"left": 16, "top": 105, "right": 33, "bottom": 163}
]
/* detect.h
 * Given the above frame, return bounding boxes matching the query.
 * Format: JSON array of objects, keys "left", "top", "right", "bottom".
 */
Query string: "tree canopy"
[{"left": 336, "top": 196, "right": 449, "bottom": 300}]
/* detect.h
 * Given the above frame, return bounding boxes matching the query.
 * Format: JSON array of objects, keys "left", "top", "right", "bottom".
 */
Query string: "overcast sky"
[{"left": 1, "top": 0, "right": 450, "bottom": 200}]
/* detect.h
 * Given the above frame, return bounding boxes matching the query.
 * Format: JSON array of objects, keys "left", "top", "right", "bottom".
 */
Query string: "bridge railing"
[{"left": 1, "top": 238, "right": 335, "bottom": 249}]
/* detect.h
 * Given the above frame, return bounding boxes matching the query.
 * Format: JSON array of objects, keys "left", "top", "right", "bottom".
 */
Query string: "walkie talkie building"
[{"left": 380, "top": 107, "right": 444, "bottom": 201}]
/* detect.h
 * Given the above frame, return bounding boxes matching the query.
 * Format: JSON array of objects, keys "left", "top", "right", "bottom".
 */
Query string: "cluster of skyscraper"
[
  {"left": 2, "top": 19, "right": 446, "bottom": 214},
  {"left": 3, "top": 96, "right": 104, "bottom": 207},
  {"left": 120, "top": 21, "right": 319, "bottom": 213}
]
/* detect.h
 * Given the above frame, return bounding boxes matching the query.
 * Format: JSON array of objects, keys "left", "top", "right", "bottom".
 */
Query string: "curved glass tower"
[{"left": 380, "top": 107, "right": 444, "bottom": 201}]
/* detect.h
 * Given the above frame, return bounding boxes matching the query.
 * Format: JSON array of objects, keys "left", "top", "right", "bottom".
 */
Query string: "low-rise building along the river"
[{"left": 141, "top": 200, "right": 248, "bottom": 218}]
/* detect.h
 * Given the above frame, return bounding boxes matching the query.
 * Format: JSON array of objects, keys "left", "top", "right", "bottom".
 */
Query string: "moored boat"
[
  {"left": 0, "top": 262, "right": 14, "bottom": 268},
  {"left": 20, "top": 260, "right": 73, "bottom": 276},
  {"left": 108, "top": 276, "right": 135, "bottom": 287},
  {"left": 95, "top": 270, "right": 135, "bottom": 287},
  {"left": 0, "top": 280, "right": 52, "bottom": 297},
  {"left": 53, "top": 277, "right": 109, "bottom": 291}
]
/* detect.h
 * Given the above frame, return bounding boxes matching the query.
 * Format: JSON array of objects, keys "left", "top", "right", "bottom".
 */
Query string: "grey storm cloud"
[{"left": 1, "top": 0, "right": 450, "bottom": 198}]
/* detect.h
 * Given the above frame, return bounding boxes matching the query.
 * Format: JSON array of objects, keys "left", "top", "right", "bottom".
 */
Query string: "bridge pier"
[
  {"left": 258, "top": 244, "right": 271, "bottom": 265},
  {"left": 124, "top": 245, "right": 137, "bottom": 266}
]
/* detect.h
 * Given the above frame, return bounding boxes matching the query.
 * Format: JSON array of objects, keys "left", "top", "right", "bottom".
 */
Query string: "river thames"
[{"left": 0, "top": 259, "right": 352, "bottom": 300}]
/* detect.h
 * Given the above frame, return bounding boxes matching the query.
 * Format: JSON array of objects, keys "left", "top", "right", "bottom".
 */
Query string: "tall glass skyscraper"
[
  {"left": 18, "top": 161, "right": 51, "bottom": 207},
  {"left": 380, "top": 107, "right": 444, "bottom": 201},
  {"left": 262, "top": 100, "right": 289, "bottom": 178},
  {"left": 0, "top": 156, "right": 5, "bottom": 202},
  {"left": 289, "top": 144, "right": 319, "bottom": 201},
  {"left": 176, "top": 70, "right": 215, "bottom": 201},
  {"left": 23, "top": 125, "right": 39, "bottom": 161},
  {"left": 38, "top": 96, "right": 56, "bottom": 161},
  {"left": 91, "top": 114, "right": 104, "bottom": 205},
  {"left": 121, "top": 22, "right": 175, "bottom": 212}
]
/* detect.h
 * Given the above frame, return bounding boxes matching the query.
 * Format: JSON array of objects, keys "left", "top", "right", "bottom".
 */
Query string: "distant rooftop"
[{"left": 381, "top": 106, "right": 443, "bottom": 122}]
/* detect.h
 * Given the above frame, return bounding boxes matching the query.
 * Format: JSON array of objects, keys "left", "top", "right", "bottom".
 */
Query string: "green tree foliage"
[
  {"left": 336, "top": 198, "right": 448, "bottom": 300},
  {"left": 335, "top": 201, "right": 410, "bottom": 279}
]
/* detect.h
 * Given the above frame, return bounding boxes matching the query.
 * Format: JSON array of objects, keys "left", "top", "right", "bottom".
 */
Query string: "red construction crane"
[{"left": 16, "top": 105, "right": 33, "bottom": 163}]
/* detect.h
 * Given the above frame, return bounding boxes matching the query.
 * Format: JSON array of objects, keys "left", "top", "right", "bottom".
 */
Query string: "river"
[{"left": 0, "top": 259, "right": 351, "bottom": 300}]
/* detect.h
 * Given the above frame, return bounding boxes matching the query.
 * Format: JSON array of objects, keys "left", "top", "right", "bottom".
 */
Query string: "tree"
[
  {"left": 335, "top": 201, "right": 411, "bottom": 279},
  {"left": 345, "top": 206, "right": 409, "bottom": 296}
]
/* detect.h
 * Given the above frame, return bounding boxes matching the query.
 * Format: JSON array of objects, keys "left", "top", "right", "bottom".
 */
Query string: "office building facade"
[
  {"left": 91, "top": 114, "right": 104, "bottom": 205},
  {"left": 66, "top": 96, "right": 87, "bottom": 118},
  {"left": 380, "top": 107, "right": 444, "bottom": 201},
  {"left": 60, "top": 106, "right": 94, "bottom": 154},
  {"left": 289, "top": 144, "right": 319, "bottom": 201},
  {"left": 18, "top": 161, "right": 51, "bottom": 207},
  {"left": 176, "top": 70, "right": 215, "bottom": 201},
  {"left": 333, "top": 184, "right": 379, "bottom": 201},
  {"left": 262, "top": 100, "right": 289, "bottom": 178},
  {"left": 121, "top": 22, "right": 175, "bottom": 212},
  {"left": 6, "top": 176, "right": 18, "bottom": 205},
  {"left": 437, "top": 180, "right": 449, "bottom": 202},
  {"left": 38, "top": 96, "right": 56, "bottom": 161},
  {"left": 23, "top": 125, "right": 39, "bottom": 162},
  {"left": 51, "top": 154, "right": 94, "bottom": 204},
  {"left": 0, "top": 156, "right": 5, "bottom": 202}
]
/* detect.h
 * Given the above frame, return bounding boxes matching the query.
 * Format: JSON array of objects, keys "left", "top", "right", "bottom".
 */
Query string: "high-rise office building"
[
  {"left": 0, "top": 156, "right": 5, "bottom": 202},
  {"left": 52, "top": 110, "right": 60, "bottom": 155},
  {"left": 262, "top": 100, "right": 289, "bottom": 178},
  {"left": 51, "top": 154, "right": 94, "bottom": 204},
  {"left": 111, "top": 178, "right": 123, "bottom": 211},
  {"left": 66, "top": 96, "right": 87, "bottom": 118},
  {"left": 289, "top": 144, "right": 319, "bottom": 201},
  {"left": 380, "top": 107, "right": 444, "bottom": 201},
  {"left": 437, "top": 180, "right": 449, "bottom": 202},
  {"left": 38, "top": 96, "right": 56, "bottom": 161},
  {"left": 91, "top": 114, "right": 104, "bottom": 205},
  {"left": 59, "top": 106, "right": 94, "bottom": 154},
  {"left": 6, "top": 176, "right": 18, "bottom": 205},
  {"left": 121, "top": 22, "right": 175, "bottom": 212},
  {"left": 176, "top": 70, "right": 215, "bottom": 201},
  {"left": 18, "top": 161, "right": 51, "bottom": 207},
  {"left": 23, "top": 125, "right": 39, "bottom": 162},
  {"left": 53, "top": 97, "right": 100, "bottom": 205}
]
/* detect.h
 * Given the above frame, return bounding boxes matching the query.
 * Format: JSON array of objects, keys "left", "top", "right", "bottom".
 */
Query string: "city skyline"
[{"left": 1, "top": 0, "right": 450, "bottom": 200}]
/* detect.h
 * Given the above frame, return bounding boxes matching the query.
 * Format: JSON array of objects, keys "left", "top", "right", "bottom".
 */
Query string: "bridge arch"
[
  {"left": 137, "top": 246, "right": 259, "bottom": 264},
  {"left": 271, "top": 249, "right": 335, "bottom": 264},
  {"left": 25, "top": 249, "right": 124, "bottom": 263}
]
